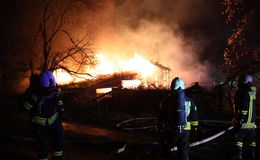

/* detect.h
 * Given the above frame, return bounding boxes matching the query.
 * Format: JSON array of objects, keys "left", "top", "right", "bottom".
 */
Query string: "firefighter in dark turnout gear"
[
  {"left": 21, "top": 71, "right": 64, "bottom": 160},
  {"left": 233, "top": 74, "right": 257, "bottom": 160},
  {"left": 158, "top": 77, "right": 198, "bottom": 160}
]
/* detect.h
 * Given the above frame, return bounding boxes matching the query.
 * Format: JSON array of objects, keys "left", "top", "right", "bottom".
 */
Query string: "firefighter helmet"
[
  {"left": 238, "top": 74, "right": 253, "bottom": 85},
  {"left": 171, "top": 77, "right": 185, "bottom": 91},
  {"left": 39, "top": 70, "right": 56, "bottom": 88}
]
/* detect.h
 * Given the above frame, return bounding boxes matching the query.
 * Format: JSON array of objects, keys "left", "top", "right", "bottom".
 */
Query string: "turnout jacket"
[
  {"left": 234, "top": 83, "right": 257, "bottom": 129},
  {"left": 21, "top": 87, "right": 63, "bottom": 125},
  {"left": 158, "top": 92, "right": 198, "bottom": 131}
]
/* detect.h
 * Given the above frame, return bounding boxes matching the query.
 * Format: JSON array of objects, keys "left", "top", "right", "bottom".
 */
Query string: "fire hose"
[
  {"left": 115, "top": 117, "right": 234, "bottom": 151},
  {"left": 10, "top": 118, "right": 235, "bottom": 154}
]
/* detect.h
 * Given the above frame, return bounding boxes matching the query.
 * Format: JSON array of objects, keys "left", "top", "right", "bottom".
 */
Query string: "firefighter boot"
[
  {"left": 232, "top": 148, "right": 242, "bottom": 160},
  {"left": 250, "top": 148, "right": 256, "bottom": 160}
]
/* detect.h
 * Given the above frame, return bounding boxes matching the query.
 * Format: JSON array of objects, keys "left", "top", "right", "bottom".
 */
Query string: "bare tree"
[{"left": 35, "top": 0, "right": 95, "bottom": 77}]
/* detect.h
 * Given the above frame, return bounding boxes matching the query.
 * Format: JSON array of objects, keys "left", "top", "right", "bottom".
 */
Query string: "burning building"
[{"left": 54, "top": 53, "right": 172, "bottom": 91}]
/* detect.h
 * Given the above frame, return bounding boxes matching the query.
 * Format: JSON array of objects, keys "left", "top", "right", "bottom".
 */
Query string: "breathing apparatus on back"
[{"left": 171, "top": 77, "right": 187, "bottom": 133}]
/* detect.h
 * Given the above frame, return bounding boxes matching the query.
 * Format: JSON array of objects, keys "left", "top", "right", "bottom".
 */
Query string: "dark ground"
[{"left": 0, "top": 93, "right": 259, "bottom": 160}]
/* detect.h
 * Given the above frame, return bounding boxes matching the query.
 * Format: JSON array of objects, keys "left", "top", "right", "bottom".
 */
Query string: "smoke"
[{"left": 75, "top": 0, "right": 224, "bottom": 86}]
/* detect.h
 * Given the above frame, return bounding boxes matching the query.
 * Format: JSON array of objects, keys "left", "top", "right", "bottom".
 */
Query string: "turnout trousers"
[
  {"left": 160, "top": 129, "right": 190, "bottom": 160},
  {"left": 233, "top": 128, "right": 256, "bottom": 160},
  {"left": 33, "top": 118, "right": 64, "bottom": 160}
]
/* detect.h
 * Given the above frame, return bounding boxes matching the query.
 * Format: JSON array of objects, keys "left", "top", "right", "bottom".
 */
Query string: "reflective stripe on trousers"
[
  {"left": 53, "top": 150, "right": 63, "bottom": 157},
  {"left": 33, "top": 112, "right": 58, "bottom": 125}
]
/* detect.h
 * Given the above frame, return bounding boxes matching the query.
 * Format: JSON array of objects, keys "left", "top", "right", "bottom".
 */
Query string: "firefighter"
[
  {"left": 158, "top": 77, "right": 198, "bottom": 160},
  {"left": 233, "top": 74, "right": 257, "bottom": 160},
  {"left": 21, "top": 70, "right": 64, "bottom": 160}
]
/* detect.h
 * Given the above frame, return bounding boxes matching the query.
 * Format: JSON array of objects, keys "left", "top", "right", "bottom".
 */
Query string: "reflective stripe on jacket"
[
  {"left": 158, "top": 93, "right": 198, "bottom": 131},
  {"left": 21, "top": 92, "right": 39, "bottom": 111},
  {"left": 235, "top": 84, "right": 256, "bottom": 129},
  {"left": 20, "top": 88, "right": 63, "bottom": 123},
  {"left": 184, "top": 96, "right": 198, "bottom": 130}
]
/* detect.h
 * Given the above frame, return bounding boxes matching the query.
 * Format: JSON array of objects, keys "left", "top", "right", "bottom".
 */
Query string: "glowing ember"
[{"left": 96, "top": 88, "right": 112, "bottom": 94}]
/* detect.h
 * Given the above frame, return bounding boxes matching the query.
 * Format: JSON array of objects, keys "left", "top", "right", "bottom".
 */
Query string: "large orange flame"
[
  {"left": 88, "top": 53, "right": 156, "bottom": 77},
  {"left": 54, "top": 53, "right": 168, "bottom": 88}
]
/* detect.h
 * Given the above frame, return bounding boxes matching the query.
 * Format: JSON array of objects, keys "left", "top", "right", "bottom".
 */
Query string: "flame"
[
  {"left": 54, "top": 69, "right": 75, "bottom": 84},
  {"left": 54, "top": 52, "right": 167, "bottom": 88},
  {"left": 53, "top": 68, "right": 86, "bottom": 85},
  {"left": 88, "top": 53, "right": 156, "bottom": 78},
  {"left": 121, "top": 80, "right": 142, "bottom": 88}
]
